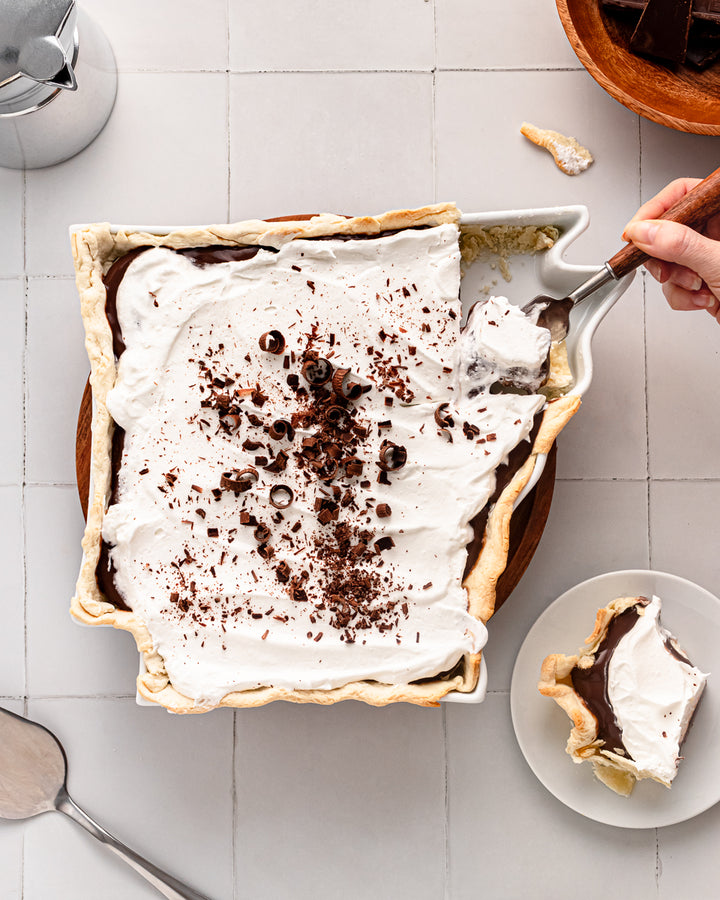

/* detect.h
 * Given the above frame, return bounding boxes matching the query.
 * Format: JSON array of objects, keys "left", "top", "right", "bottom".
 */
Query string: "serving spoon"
[
  {"left": 0, "top": 706, "right": 212, "bottom": 900},
  {"left": 525, "top": 164, "right": 720, "bottom": 341}
]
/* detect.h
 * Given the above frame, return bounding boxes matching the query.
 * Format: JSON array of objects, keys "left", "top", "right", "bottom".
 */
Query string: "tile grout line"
[
  {"left": 231, "top": 712, "right": 238, "bottom": 900},
  {"left": 441, "top": 704, "right": 451, "bottom": 900},
  {"left": 638, "top": 116, "right": 660, "bottom": 893},
  {"left": 432, "top": 0, "right": 438, "bottom": 207},
  {"left": 20, "top": 166, "right": 28, "bottom": 900},
  {"left": 226, "top": 0, "right": 231, "bottom": 225},
  {"left": 107, "top": 65, "right": 580, "bottom": 76}
]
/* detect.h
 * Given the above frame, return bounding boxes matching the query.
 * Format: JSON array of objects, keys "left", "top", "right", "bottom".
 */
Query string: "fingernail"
[
  {"left": 625, "top": 221, "right": 659, "bottom": 244},
  {"left": 692, "top": 293, "right": 713, "bottom": 308}
]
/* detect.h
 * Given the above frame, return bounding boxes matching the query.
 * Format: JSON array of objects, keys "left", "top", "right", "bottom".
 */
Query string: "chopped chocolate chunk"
[
  {"left": 376, "top": 503, "right": 392, "bottom": 518},
  {"left": 275, "top": 561, "right": 291, "bottom": 583},
  {"left": 344, "top": 456, "right": 364, "bottom": 477},
  {"left": 374, "top": 536, "right": 395, "bottom": 553},
  {"left": 264, "top": 450, "right": 289, "bottom": 473}
]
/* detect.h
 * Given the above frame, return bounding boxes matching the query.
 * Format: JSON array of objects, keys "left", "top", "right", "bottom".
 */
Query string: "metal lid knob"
[
  {"left": 18, "top": 35, "right": 76, "bottom": 90},
  {"left": 0, "top": 0, "right": 77, "bottom": 90}
]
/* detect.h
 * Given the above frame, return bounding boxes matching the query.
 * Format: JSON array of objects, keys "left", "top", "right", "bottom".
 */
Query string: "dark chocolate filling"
[
  {"left": 570, "top": 602, "right": 648, "bottom": 757},
  {"left": 461, "top": 412, "right": 543, "bottom": 581}
]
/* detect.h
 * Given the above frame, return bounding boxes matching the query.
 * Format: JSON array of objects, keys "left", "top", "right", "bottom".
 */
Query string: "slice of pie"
[
  {"left": 71, "top": 203, "right": 579, "bottom": 711},
  {"left": 539, "top": 595, "right": 708, "bottom": 795}
]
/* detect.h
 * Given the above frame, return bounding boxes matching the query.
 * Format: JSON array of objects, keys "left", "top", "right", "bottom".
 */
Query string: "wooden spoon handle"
[{"left": 607, "top": 166, "right": 720, "bottom": 278}]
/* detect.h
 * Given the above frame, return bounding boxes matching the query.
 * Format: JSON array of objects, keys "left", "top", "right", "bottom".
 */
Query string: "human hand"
[{"left": 622, "top": 177, "right": 720, "bottom": 323}]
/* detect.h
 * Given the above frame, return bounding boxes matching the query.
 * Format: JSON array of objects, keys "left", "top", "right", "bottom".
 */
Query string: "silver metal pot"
[{"left": 0, "top": 0, "right": 117, "bottom": 169}]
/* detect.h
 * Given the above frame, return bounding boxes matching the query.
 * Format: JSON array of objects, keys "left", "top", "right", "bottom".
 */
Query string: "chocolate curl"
[
  {"left": 269, "top": 484, "right": 294, "bottom": 509},
  {"left": 378, "top": 440, "right": 407, "bottom": 472},
  {"left": 332, "top": 367, "right": 363, "bottom": 402},
  {"left": 258, "top": 330, "right": 286, "bottom": 354},
  {"left": 301, "top": 357, "right": 333, "bottom": 386},
  {"left": 324, "top": 405, "right": 350, "bottom": 429},
  {"left": 434, "top": 402, "right": 455, "bottom": 429},
  {"left": 220, "top": 466, "right": 258, "bottom": 493},
  {"left": 254, "top": 523, "right": 271, "bottom": 543},
  {"left": 268, "top": 419, "right": 295, "bottom": 441}
]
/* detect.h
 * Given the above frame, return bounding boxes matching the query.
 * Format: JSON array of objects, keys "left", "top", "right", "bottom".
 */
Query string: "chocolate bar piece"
[
  {"left": 630, "top": 0, "right": 693, "bottom": 63},
  {"left": 603, "top": 0, "right": 720, "bottom": 25}
]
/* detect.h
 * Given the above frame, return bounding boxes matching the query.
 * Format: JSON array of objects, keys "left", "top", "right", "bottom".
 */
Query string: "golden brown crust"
[
  {"left": 538, "top": 596, "right": 654, "bottom": 796},
  {"left": 71, "top": 204, "right": 575, "bottom": 711},
  {"left": 520, "top": 122, "right": 593, "bottom": 176},
  {"left": 462, "top": 396, "right": 580, "bottom": 623}
]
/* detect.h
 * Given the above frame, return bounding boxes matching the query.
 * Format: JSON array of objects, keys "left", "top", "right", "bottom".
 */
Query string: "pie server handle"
[
  {"left": 606, "top": 165, "right": 720, "bottom": 280},
  {"left": 56, "top": 789, "right": 213, "bottom": 900}
]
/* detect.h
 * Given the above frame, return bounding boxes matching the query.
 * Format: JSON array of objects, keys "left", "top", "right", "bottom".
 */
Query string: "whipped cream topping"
[
  {"left": 103, "top": 225, "right": 547, "bottom": 705},
  {"left": 608, "top": 596, "right": 707, "bottom": 784},
  {"left": 459, "top": 296, "right": 551, "bottom": 397}
]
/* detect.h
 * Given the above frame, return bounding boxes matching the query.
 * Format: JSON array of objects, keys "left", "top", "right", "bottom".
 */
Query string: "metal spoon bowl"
[{"left": 0, "top": 706, "right": 212, "bottom": 900}]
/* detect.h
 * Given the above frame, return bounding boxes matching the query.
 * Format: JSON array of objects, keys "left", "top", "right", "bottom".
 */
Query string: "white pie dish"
[{"left": 70, "top": 207, "right": 633, "bottom": 707}]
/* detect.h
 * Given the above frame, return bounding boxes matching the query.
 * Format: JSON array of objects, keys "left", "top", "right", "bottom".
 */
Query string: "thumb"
[{"left": 623, "top": 219, "right": 720, "bottom": 288}]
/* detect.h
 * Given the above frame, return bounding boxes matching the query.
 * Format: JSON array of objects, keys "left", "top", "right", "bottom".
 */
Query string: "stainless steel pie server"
[
  {"left": 0, "top": 706, "right": 212, "bottom": 900},
  {"left": 525, "top": 164, "right": 720, "bottom": 341}
]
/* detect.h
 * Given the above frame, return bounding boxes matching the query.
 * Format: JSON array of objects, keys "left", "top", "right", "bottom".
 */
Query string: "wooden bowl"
[
  {"left": 557, "top": 0, "right": 720, "bottom": 135},
  {"left": 75, "top": 379, "right": 558, "bottom": 614}
]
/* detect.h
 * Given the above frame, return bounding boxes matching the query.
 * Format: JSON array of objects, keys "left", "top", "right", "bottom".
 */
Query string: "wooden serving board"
[{"left": 75, "top": 378, "right": 557, "bottom": 613}]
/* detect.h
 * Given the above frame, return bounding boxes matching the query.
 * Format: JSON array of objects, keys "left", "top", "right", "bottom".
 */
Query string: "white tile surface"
[
  {"left": 658, "top": 802, "right": 720, "bottom": 900},
  {"left": 0, "top": 171, "right": 23, "bottom": 277},
  {"left": 2, "top": 3, "right": 720, "bottom": 898},
  {"left": 26, "top": 279, "right": 88, "bottom": 485},
  {"left": 650, "top": 481, "right": 720, "bottom": 593},
  {"left": 25, "top": 74, "right": 228, "bottom": 276},
  {"left": 558, "top": 277, "right": 647, "bottom": 480},
  {"left": 234, "top": 701, "right": 445, "bottom": 900},
  {"left": 446, "top": 694, "right": 657, "bottom": 898},
  {"left": 0, "top": 488, "right": 24, "bottom": 699},
  {"left": 229, "top": 0, "right": 435, "bottom": 72},
  {"left": 436, "top": 0, "right": 581, "bottom": 70},
  {"left": 25, "top": 486, "right": 140, "bottom": 697},
  {"left": 646, "top": 277, "right": 720, "bottom": 479},
  {"left": 436, "top": 69, "right": 641, "bottom": 264},
  {"left": 0, "top": 280, "right": 24, "bottom": 486},
  {"left": 639, "top": 119, "right": 720, "bottom": 202},
  {"left": 82, "top": 0, "right": 228, "bottom": 72},
  {"left": 229, "top": 72, "right": 434, "bottom": 219},
  {"left": 23, "top": 698, "right": 233, "bottom": 900}
]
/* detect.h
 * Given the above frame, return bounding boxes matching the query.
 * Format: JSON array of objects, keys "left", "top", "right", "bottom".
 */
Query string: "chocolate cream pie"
[
  {"left": 539, "top": 595, "right": 708, "bottom": 795},
  {"left": 71, "top": 203, "right": 580, "bottom": 712}
]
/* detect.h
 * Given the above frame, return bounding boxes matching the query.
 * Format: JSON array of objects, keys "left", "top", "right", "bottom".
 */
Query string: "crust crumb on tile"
[{"left": 520, "top": 122, "right": 593, "bottom": 176}]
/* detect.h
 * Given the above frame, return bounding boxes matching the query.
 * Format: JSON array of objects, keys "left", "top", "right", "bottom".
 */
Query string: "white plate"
[{"left": 510, "top": 569, "right": 720, "bottom": 828}]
